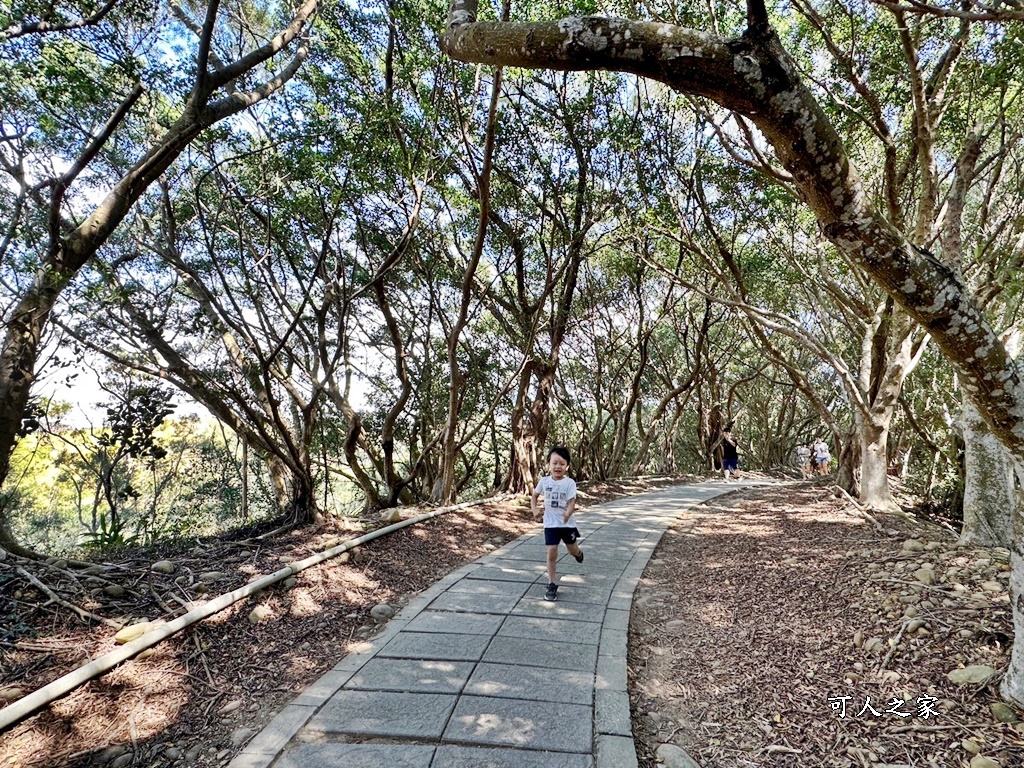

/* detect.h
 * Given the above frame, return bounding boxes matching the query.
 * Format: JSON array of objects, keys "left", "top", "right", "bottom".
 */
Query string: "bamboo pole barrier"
[{"left": 0, "top": 493, "right": 517, "bottom": 733}]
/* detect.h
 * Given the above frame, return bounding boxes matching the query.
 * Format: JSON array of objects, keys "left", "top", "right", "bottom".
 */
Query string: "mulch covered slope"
[{"left": 630, "top": 483, "right": 1023, "bottom": 768}]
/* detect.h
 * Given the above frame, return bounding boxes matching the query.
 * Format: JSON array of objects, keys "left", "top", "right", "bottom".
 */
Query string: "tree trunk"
[
  {"left": 1001, "top": 463, "right": 1024, "bottom": 705},
  {"left": 859, "top": 413, "right": 899, "bottom": 512},
  {"left": 505, "top": 366, "right": 539, "bottom": 494},
  {"left": 960, "top": 395, "right": 1016, "bottom": 547},
  {"left": 266, "top": 454, "right": 320, "bottom": 526},
  {"left": 835, "top": 423, "right": 859, "bottom": 496}
]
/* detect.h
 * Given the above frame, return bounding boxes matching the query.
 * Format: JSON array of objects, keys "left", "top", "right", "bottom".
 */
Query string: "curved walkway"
[{"left": 228, "top": 480, "right": 772, "bottom": 768}]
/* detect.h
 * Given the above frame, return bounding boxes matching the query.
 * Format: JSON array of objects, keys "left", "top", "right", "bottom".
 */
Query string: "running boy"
[{"left": 532, "top": 446, "right": 584, "bottom": 602}]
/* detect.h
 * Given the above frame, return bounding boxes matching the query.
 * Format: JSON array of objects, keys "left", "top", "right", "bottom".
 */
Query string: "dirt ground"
[
  {"left": 629, "top": 480, "right": 1023, "bottom": 768},
  {"left": 1, "top": 476, "right": 1022, "bottom": 768}
]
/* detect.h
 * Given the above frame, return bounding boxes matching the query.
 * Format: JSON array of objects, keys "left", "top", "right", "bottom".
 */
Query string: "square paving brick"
[
  {"left": 344, "top": 658, "right": 474, "bottom": 693},
  {"left": 431, "top": 746, "right": 594, "bottom": 768},
  {"left": 595, "top": 689, "right": 631, "bottom": 736},
  {"left": 510, "top": 599, "right": 600, "bottom": 622},
  {"left": 524, "top": 583, "right": 610, "bottom": 605},
  {"left": 595, "top": 734, "right": 637, "bottom": 768},
  {"left": 275, "top": 743, "right": 435, "bottom": 768},
  {"left": 404, "top": 610, "right": 505, "bottom": 635},
  {"left": 488, "top": 548, "right": 540, "bottom": 561},
  {"left": 603, "top": 609, "right": 630, "bottom": 632},
  {"left": 429, "top": 590, "right": 521, "bottom": 614},
  {"left": 464, "top": 662, "right": 594, "bottom": 705},
  {"left": 442, "top": 695, "right": 592, "bottom": 753},
  {"left": 307, "top": 690, "right": 456, "bottom": 740},
  {"left": 595, "top": 654, "right": 627, "bottom": 692},
  {"left": 498, "top": 615, "right": 601, "bottom": 645},
  {"left": 466, "top": 565, "right": 545, "bottom": 582},
  {"left": 446, "top": 580, "right": 532, "bottom": 597},
  {"left": 240, "top": 704, "right": 315, "bottom": 755},
  {"left": 558, "top": 571, "right": 618, "bottom": 587},
  {"left": 483, "top": 635, "right": 597, "bottom": 672},
  {"left": 378, "top": 631, "right": 493, "bottom": 661}
]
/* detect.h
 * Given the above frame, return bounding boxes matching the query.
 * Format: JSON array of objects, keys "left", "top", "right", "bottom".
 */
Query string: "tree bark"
[
  {"left": 506, "top": 364, "right": 540, "bottom": 494},
  {"left": 859, "top": 412, "right": 898, "bottom": 511},
  {"left": 960, "top": 395, "right": 1015, "bottom": 547},
  {"left": 1002, "top": 463, "right": 1024, "bottom": 706},
  {"left": 266, "top": 453, "right": 320, "bottom": 526}
]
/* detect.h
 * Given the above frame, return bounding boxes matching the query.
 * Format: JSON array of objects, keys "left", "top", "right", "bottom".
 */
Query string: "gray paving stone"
[
  {"left": 498, "top": 615, "right": 601, "bottom": 645},
  {"left": 510, "top": 598, "right": 601, "bottom": 622},
  {"left": 443, "top": 695, "right": 592, "bottom": 752},
  {"left": 595, "top": 734, "right": 638, "bottom": 768},
  {"left": 489, "top": 547, "right": 541, "bottom": 561},
  {"left": 483, "top": 635, "right": 598, "bottom": 672},
  {"left": 606, "top": 594, "right": 632, "bottom": 611},
  {"left": 293, "top": 669, "right": 355, "bottom": 706},
  {"left": 446, "top": 579, "right": 532, "bottom": 597},
  {"left": 524, "top": 583, "right": 611, "bottom": 605},
  {"left": 404, "top": 610, "right": 505, "bottom": 635},
  {"left": 558, "top": 571, "right": 618, "bottom": 587},
  {"left": 307, "top": 690, "right": 456, "bottom": 739},
  {"left": 429, "top": 590, "right": 521, "bottom": 614},
  {"left": 377, "top": 631, "right": 493, "bottom": 661},
  {"left": 344, "top": 658, "right": 474, "bottom": 693},
  {"left": 603, "top": 608, "right": 630, "bottom": 632},
  {"left": 431, "top": 746, "right": 594, "bottom": 768},
  {"left": 466, "top": 565, "right": 545, "bottom": 582},
  {"left": 276, "top": 743, "right": 435, "bottom": 768},
  {"left": 239, "top": 704, "right": 315, "bottom": 755},
  {"left": 599, "top": 628, "right": 628, "bottom": 659},
  {"left": 464, "top": 662, "right": 594, "bottom": 704},
  {"left": 595, "top": 653, "right": 627, "bottom": 692},
  {"left": 227, "top": 753, "right": 273, "bottom": 768},
  {"left": 595, "top": 689, "right": 632, "bottom": 736}
]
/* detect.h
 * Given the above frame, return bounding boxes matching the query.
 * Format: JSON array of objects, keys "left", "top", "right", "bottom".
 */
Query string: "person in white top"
[
  {"left": 532, "top": 446, "right": 584, "bottom": 602},
  {"left": 796, "top": 444, "right": 812, "bottom": 478},
  {"left": 812, "top": 438, "right": 831, "bottom": 475}
]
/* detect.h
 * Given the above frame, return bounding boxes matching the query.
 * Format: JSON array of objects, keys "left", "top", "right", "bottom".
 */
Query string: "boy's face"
[{"left": 549, "top": 453, "right": 569, "bottom": 479}]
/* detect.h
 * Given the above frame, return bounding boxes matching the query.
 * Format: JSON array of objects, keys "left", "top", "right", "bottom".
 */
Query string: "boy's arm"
[
  {"left": 531, "top": 490, "right": 542, "bottom": 520},
  {"left": 562, "top": 496, "right": 576, "bottom": 524}
]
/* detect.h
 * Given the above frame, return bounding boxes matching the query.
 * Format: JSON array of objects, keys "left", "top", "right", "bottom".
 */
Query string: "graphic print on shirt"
[{"left": 536, "top": 476, "right": 577, "bottom": 529}]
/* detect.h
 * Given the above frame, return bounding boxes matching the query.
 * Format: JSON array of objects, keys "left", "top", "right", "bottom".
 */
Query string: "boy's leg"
[
  {"left": 568, "top": 540, "right": 583, "bottom": 561},
  {"left": 546, "top": 544, "right": 559, "bottom": 584}
]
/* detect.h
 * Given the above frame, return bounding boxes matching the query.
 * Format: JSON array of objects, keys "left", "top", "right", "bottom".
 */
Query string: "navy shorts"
[
  {"left": 545, "top": 527, "right": 580, "bottom": 546},
  {"left": 723, "top": 458, "right": 738, "bottom": 471}
]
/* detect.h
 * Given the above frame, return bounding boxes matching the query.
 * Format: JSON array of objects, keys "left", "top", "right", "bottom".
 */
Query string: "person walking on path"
[
  {"left": 797, "top": 443, "right": 812, "bottom": 478},
  {"left": 721, "top": 429, "right": 740, "bottom": 481},
  {"left": 813, "top": 437, "right": 831, "bottom": 475},
  {"left": 532, "top": 446, "right": 584, "bottom": 602}
]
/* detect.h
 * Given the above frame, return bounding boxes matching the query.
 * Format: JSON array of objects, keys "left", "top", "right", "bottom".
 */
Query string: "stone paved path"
[{"left": 229, "top": 480, "right": 772, "bottom": 768}]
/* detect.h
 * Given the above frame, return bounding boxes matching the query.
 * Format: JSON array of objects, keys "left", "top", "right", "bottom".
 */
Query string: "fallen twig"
[{"left": 15, "top": 567, "right": 123, "bottom": 630}]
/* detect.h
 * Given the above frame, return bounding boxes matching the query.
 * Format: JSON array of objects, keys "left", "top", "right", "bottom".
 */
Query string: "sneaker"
[
  {"left": 574, "top": 549, "right": 584, "bottom": 563},
  {"left": 544, "top": 582, "right": 558, "bottom": 601}
]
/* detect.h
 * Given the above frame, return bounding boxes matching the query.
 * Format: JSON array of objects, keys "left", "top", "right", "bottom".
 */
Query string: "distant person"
[
  {"left": 813, "top": 437, "right": 831, "bottom": 475},
  {"left": 722, "top": 430, "right": 739, "bottom": 481},
  {"left": 797, "top": 443, "right": 812, "bottom": 478},
  {"left": 532, "top": 446, "right": 584, "bottom": 602}
]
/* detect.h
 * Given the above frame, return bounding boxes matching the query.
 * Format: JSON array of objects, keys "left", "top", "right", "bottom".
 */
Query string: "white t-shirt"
[
  {"left": 813, "top": 442, "right": 831, "bottom": 461},
  {"left": 797, "top": 446, "right": 811, "bottom": 463},
  {"left": 535, "top": 476, "right": 578, "bottom": 528}
]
